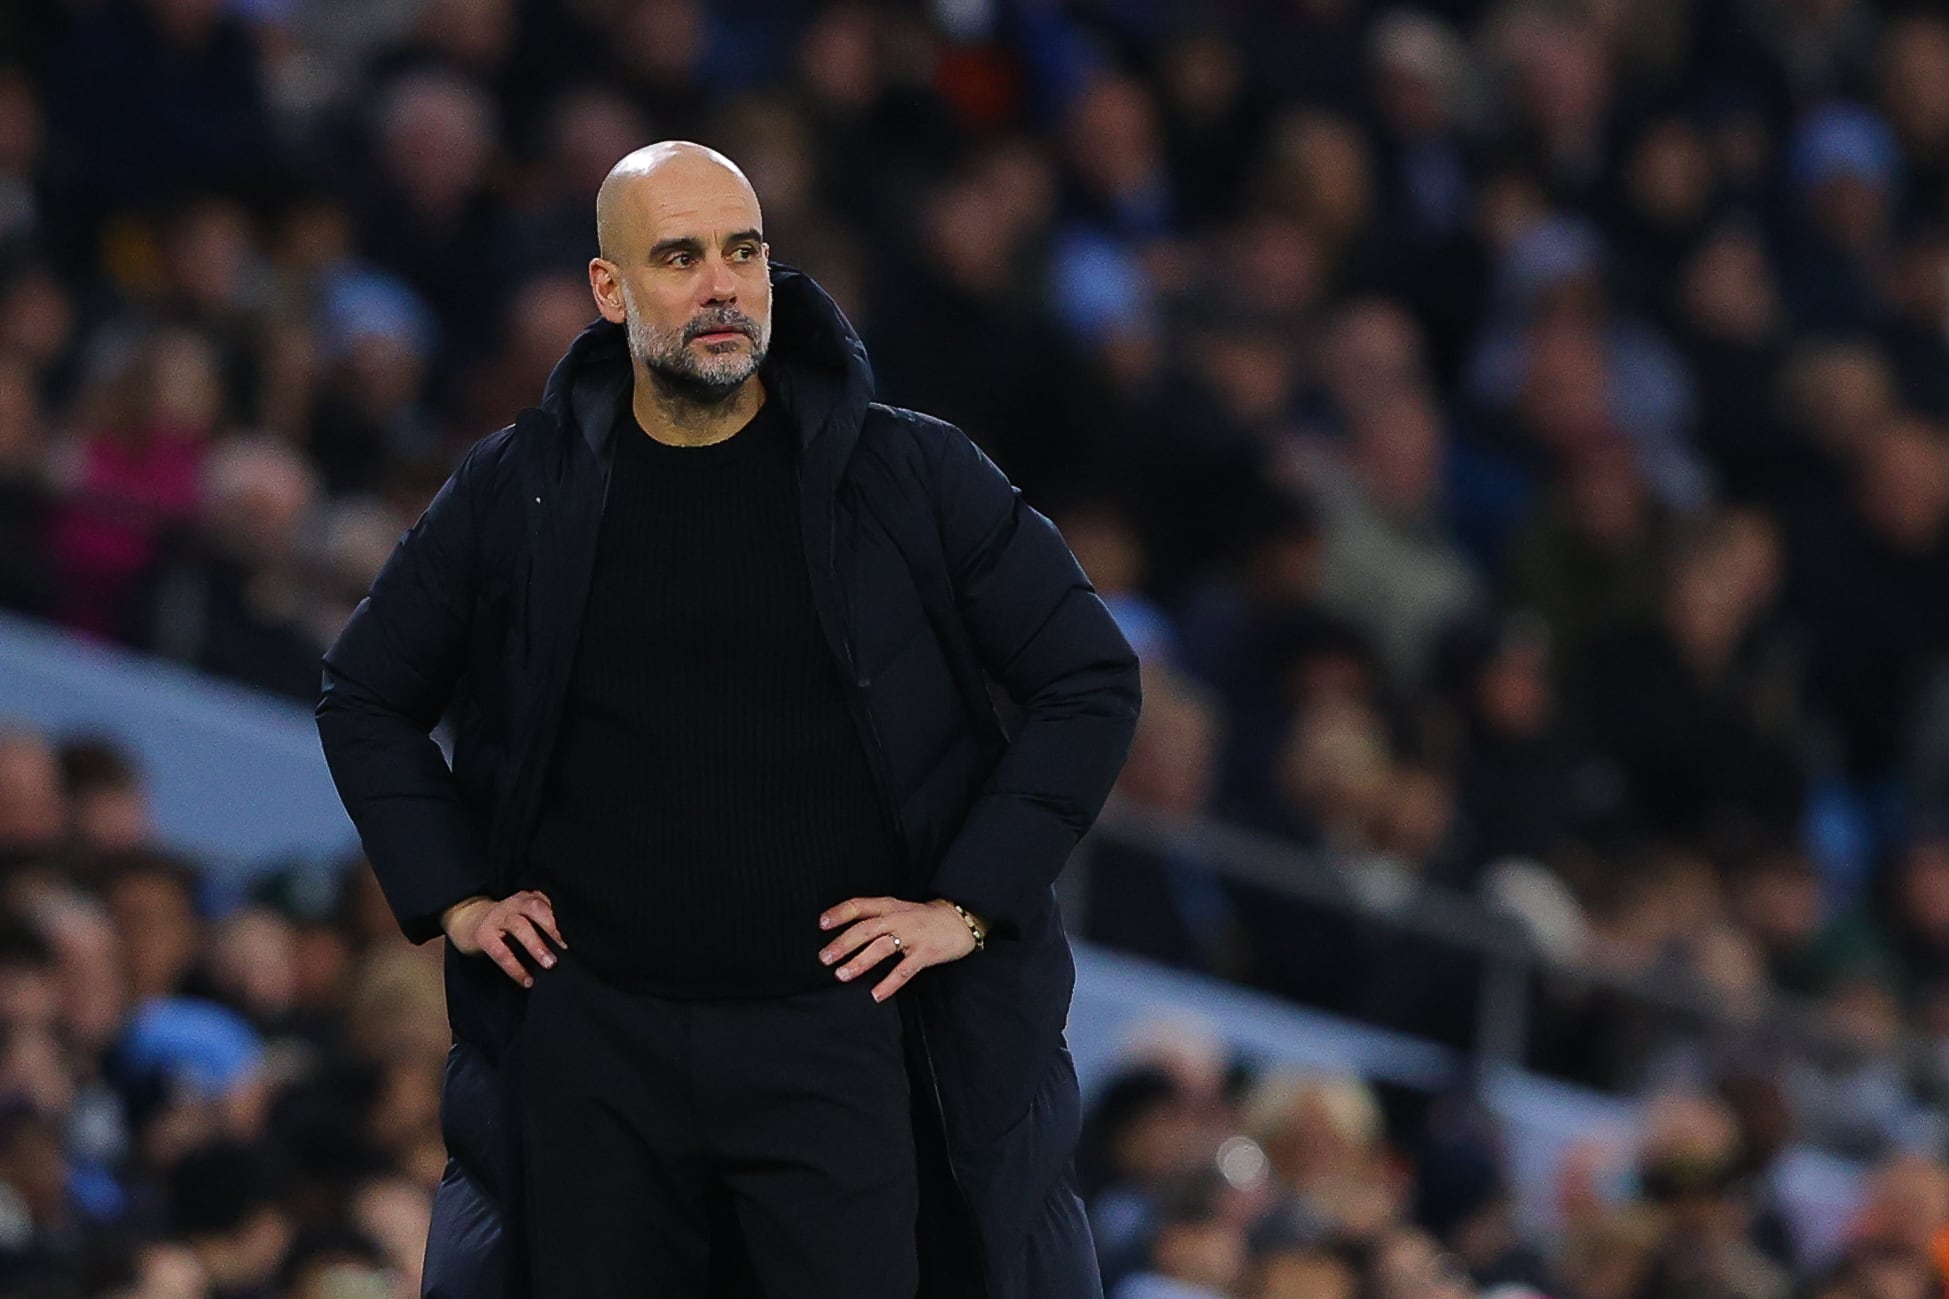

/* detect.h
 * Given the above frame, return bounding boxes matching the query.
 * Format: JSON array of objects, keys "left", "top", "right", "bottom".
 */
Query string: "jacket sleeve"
[
  {"left": 922, "top": 426, "right": 1142, "bottom": 940},
  {"left": 316, "top": 436, "right": 498, "bottom": 944}
]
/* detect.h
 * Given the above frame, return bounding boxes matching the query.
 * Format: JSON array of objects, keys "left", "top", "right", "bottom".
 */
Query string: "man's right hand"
[{"left": 440, "top": 891, "right": 566, "bottom": 987}]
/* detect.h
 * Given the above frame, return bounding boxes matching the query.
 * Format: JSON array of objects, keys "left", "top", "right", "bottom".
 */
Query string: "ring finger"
[{"left": 836, "top": 933, "right": 902, "bottom": 982}]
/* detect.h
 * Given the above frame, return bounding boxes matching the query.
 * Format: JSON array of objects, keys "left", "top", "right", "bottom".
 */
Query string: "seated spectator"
[
  {"left": 1788, "top": 412, "right": 1949, "bottom": 787},
  {"left": 122, "top": 438, "right": 325, "bottom": 704},
  {"left": 166, "top": 1138, "right": 293, "bottom": 1299},
  {"left": 274, "top": 1228, "right": 394, "bottom": 1299},
  {"left": 1435, "top": 613, "right": 1622, "bottom": 882},
  {"left": 110, "top": 997, "right": 270, "bottom": 1169},
  {"left": 1580, "top": 508, "right": 1804, "bottom": 846},
  {"left": 0, "top": 727, "right": 64, "bottom": 852},
  {"left": 303, "top": 267, "right": 440, "bottom": 500},
  {"left": 1088, "top": 669, "right": 1242, "bottom": 976},
  {"left": 55, "top": 736, "right": 150, "bottom": 856},
  {"left": 0, "top": 1098, "right": 78, "bottom": 1284},
  {"left": 45, "top": 327, "right": 220, "bottom": 642},
  {"left": 1057, "top": 500, "right": 1180, "bottom": 668},
  {"left": 1173, "top": 489, "right": 1346, "bottom": 819},
  {"left": 1295, "top": 384, "right": 1482, "bottom": 691},
  {"left": 1079, "top": 1066, "right": 1209, "bottom": 1290},
  {"left": 1243, "top": 1073, "right": 1398, "bottom": 1243},
  {"left": 1504, "top": 435, "right": 1665, "bottom": 683},
  {"left": 1246, "top": 1241, "right": 1358, "bottom": 1299},
  {"left": 0, "top": 350, "right": 53, "bottom": 619},
  {"left": 1111, "top": 1169, "right": 1250, "bottom": 1299},
  {"left": 92, "top": 849, "right": 204, "bottom": 1007}
]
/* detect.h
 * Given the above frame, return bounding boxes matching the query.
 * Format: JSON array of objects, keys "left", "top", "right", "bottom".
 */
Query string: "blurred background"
[{"left": 2, "top": 0, "right": 1949, "bottom": 1295}]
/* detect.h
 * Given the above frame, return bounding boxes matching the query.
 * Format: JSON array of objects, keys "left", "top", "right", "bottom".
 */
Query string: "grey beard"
[{"left": 623, "top": 295, "right": 768, "bottom": 407}]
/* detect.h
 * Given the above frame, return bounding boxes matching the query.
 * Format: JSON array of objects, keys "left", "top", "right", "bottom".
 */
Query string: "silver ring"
[{"left": 890, "top": 933, "right": 903, "bottom": 951}]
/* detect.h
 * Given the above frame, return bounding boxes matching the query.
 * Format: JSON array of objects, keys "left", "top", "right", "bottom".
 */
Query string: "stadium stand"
[{"left": 3, "top": 0, "right": 1949, "bottom": 1295}]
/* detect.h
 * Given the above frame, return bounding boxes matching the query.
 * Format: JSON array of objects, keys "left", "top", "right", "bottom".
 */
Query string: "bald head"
[{"left": 595, "top": 141, "right": 761, "bottom": 264}]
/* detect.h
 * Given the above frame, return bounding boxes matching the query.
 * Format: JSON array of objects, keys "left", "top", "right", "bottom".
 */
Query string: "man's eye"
[
  {"left": 732, "top": 245, "right": 756, "bottom": 261},
  {"left": 670, "top": 252, "right": 693, "bottom": 268}
]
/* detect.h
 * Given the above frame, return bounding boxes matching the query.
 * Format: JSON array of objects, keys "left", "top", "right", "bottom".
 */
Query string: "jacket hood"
[{"left": 533, "top": 262, "right": 877, "bottom": 472}]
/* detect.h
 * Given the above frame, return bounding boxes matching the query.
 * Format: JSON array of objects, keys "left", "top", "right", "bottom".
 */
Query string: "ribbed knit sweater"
[{"left": 523, "top": 395, "right": 901, "bottom": 997}]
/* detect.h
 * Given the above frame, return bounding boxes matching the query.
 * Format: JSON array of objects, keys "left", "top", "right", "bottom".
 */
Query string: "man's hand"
[
  {"left": 817, "top": 897, "right": 978, "bottom": 1002},
  {"left": 441, "top": 890, "right": 565, "bottom": 988}
]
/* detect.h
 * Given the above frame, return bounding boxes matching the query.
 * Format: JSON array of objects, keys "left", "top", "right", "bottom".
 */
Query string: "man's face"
[{"left": 602, "top": 162, "right": 772, "bottom": 404}]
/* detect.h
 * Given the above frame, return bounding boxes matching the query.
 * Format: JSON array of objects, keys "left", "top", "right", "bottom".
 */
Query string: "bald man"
[{"left": 319, "top": 142, "right": 1139, "bottom": 1299}]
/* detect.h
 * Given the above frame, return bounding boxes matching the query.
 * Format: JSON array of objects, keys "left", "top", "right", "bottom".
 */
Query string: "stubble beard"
[{"left": 621, "top": 282, "right": 770, "bottom": 409}]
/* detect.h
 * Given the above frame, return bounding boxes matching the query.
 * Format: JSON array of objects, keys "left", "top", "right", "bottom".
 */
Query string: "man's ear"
[{"left": 589, "top": 258, "right": 627, "bottom": 324}]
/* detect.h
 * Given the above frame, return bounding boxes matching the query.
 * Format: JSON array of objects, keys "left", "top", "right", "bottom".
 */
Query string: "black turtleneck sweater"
[{"left": 524, "top": 395, "right": 902, "bottom": 997}]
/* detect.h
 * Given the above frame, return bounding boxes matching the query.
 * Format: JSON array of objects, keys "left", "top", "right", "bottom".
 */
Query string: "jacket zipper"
[
  {"left": 910, "top": 988, "right": 990, "bottom": 1294},
  {"left": 827, "top": 487, "right": 987, "bottom": 1294},
  {"left": 829, "top": 487, "right": 913, "bottom": 869}
]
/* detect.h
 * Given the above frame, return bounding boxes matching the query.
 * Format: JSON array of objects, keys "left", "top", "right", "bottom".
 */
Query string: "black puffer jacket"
[{"left": 316, "top": 265, "right": 1141, "bottom": 1297}]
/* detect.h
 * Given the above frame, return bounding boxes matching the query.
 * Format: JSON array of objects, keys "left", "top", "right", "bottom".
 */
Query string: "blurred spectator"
[
  {"left": 451, "top": 270, "right": 591, "bottom": 446},
  {"left": 1789, "top": 413, "right": 1949, "bottom": 785},
  {"left": 0, "top": 727, "right": 64, "bottom": 852},
  {"left": 1580, "top": 508, "right": 1803, "bottom": 845},
  {"left": 346, "top": 69, "right": 500, "bottom": 359},
  {"left": 496, "top": 88, "right": 648, "bottom": 285},
  {"left": 167, "top": 1137, "right": 292, "bottom": 1299},
  {"left": 45, "top": 327, "right": 221, "bottom": 641},
  {"left": 872, "top": 152, "right": 1099, "bottom": 506},
  {"left": 274, "top": 1228, "right": 393, "bottom": 1299},
  {"left": 0, "top": 66, "right": 44, "bottom": 252},
  {"left": 123, "top": 437, "right": 324, "bottom": 701},
  {"left": 0, "top": 349, "right": 53, "bottom": 617},
  {"left": 1783, "top": 102, "right": 1901, "bottom": 334},
  {"left": 96, "top": 850, "right": 203, "bottom": 1007},
  {"left": 1367, "top": 10, "right": 1476, "bottom": 250},
  {"left": 1505, "top": 434, "right": 1664, "bottom": 681},
  {"left": 1087, "top": 669, "right": 1241, "bottom": 976},
  {"left": 1111, "top": 1169, "right": 1250, "bottom": 1299},
  {"left": 1670, "top": 223, "right": 1788, "bottom": 503},
  {"left": 1059, "top": 501, "right": 1179, "bottom": 667},
  {"left": 1437, "top": 613, "right": 1620, "bottom": 879},
  {"left": 42, "top": 0, "right": 278, "bottom": 248},
  {"left": 1173, "top": 490, "right": 1360, "bottom": 819},
  {"left": 1298, "top": 384, "right": 1482, "bottom": 689},
  {"left": 302, "top": 265, "right": 438, "bottom": 498},
  {"left": 56, "top": 736, "right": 151, "bottom": 856},
  {"left": 1468, "top": 215, "right": 1705, "bottom": 511}
]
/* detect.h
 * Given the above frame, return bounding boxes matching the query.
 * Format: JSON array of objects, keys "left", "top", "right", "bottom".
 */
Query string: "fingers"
[
  {"left": 819, "top": 896, "right": 896, "bottom": 931},
  {"left": 480, "top": 931, "right": 534, "bottom": 988},
  {"left": 514, "top": 894, "right": 566, "bottom": 951},
  {"left": 870, "top": 952, "right": 921, "bottom": 1002},
  {"left": 504, "top": 913, "right": 556, "bottom": 970},
  {"left": 833, "top": 932, "right": 900, "bottom": 983},
  {"left": 472, "top": 892, "right": 563, "bottom": 987},
  {"left": 819, "top": 918, "right": 887, "bottom": 968}
]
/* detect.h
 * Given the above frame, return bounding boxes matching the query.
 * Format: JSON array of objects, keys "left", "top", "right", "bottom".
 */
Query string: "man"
[{"left": 315, "top": 141, "right": 1141, "bottom": 1299}]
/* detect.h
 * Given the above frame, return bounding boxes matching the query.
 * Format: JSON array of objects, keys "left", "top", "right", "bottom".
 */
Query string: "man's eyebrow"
[
  {"left": 647, "top": 236, "right": 705, "bottom": 262},
  {"left": 646, "top": 230, "right": 765, "bottom": 262}
]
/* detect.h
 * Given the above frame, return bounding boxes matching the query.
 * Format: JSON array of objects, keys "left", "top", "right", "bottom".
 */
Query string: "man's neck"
[{"left": 632, "top": 371, "right": 768, "bottom": 447}]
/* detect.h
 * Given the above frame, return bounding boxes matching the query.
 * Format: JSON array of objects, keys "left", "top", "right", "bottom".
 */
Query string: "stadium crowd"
[{"left": 2, "top": 0, "right": 1949, "bottom": 1294}]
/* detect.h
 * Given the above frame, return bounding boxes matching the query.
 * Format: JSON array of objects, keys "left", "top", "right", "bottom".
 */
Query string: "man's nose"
[{"left": 701, "top": 254, "right": 738, "bottom": 303}]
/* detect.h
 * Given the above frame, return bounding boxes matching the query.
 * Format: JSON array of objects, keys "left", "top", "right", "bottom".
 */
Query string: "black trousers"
[{"left": 519, "top": 951, "right": 920, "bottom": 1298}]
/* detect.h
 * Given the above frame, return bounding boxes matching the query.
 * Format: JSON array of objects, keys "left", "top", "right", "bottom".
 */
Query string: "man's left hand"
[{"left": 818, "top": 896, "right": 978, "bottom": 1001}]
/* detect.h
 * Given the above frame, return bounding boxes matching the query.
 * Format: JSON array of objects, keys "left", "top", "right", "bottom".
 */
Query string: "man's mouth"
[{"left": 689, "top": 318, "right": 752, "bottom": 345}]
